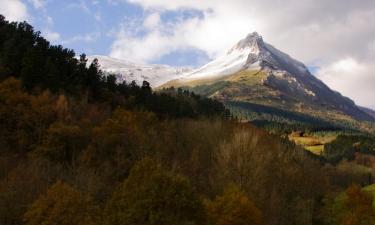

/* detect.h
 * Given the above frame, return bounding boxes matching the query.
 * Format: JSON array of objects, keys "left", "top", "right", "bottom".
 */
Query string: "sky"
[{"left": 0, "top": 0, "right": 374, "bottom": 109}]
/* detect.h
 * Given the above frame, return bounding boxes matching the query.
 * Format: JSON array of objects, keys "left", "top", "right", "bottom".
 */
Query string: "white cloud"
[
  {"left": 46, "top": 15, "right": 53, "bottom": 26},
  {"left": 123, "top": 0, "right": 375, "bottom": 62},
  {"left": 28, "top": 0, "right": 45, "bottom": 9},
  {"left": 143, "top": 12, "right": 160, "bottom": 29},
  {"left": 62, "top": 32, "right": 101, "bottom": 44},
  {"left": 111, "top": 29, "right": 181, "bottom": 62},
  {"left": 110, "top": 7, "right": 259, "bottom": 61},
  {"left": 67, "top": 0, "right": 90, "bottom": 14},
  {"left": 317, "top": 58, "right": 375, "bottom": 109},
  {"left": 0, "top": 0, "right": 29, "bottom": 21},
  {"left": 43, "top": 29, "right": 60, "bottom": 42}
]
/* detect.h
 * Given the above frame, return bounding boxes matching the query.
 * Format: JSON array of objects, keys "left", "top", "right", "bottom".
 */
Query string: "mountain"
[
  {"left": 161, "top": 32, "right": 374, "bottom": 124},
  {"left": 87, "top": 55, "right": 191, "bottom": 87},
  {"left": 359, "top": 106, "right": 375, "bottom": 119}
]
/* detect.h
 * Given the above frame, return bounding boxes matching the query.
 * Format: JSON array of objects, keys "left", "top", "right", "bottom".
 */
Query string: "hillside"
[{"left": 360, "top": 106, "right": 375, "bottom": 119}]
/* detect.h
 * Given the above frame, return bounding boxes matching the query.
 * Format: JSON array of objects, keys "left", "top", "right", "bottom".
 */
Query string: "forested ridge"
[{"left": 1, "top": 15, "right": 375, "bottom": 225}]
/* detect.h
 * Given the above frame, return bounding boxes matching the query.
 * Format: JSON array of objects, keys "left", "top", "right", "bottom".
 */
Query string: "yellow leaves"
[
  {"left": 24, "top": 181, "right": 97, "bottom": 225},
  {"left": 0, "top": 77, "right": 27, "bottom": 103},
  {"left": 91, "top": 108, "right": 158, "bottom": 150},
  {"left": 55, "top": 95, "right": 69, "bottom": 121},
  {"left": 34, "top": 122, "right": 86, "bottom": 163},
  {"left": 0, "top": 78, "right": 37, "bottom": 151}
]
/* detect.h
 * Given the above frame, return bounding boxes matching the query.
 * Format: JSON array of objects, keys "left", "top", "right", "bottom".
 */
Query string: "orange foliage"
[{"left": 205, "top": 186, "right": 263, "bottom": 225}]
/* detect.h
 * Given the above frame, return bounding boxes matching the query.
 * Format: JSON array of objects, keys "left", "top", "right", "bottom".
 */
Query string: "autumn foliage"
[{"left": 205, "top": 186, "right": 263, "bottom": 225}]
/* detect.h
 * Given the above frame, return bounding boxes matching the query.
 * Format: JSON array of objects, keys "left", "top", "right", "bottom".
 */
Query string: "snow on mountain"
[
  {"left": 178, "top": 32, "right": 309, "bottom": 82},
  {"left": 170, "top": 32, "right": 343, "bottom": 102},
  {"left": 182, "top": 33, "right": 263, "bottom": 80},
  {"left": 87, "top": 55, "right": 191, "bottom": 87}
]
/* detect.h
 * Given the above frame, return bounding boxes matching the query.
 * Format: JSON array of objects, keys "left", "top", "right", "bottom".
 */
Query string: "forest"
[{"left": 1, "top": 15, "right": 375, "bottom": 225}]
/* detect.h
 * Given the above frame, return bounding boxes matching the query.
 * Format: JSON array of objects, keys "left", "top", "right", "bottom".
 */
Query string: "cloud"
[
  {"left": 43, "top": 29, "right": 60, "bottom": 42},
  {"left": 66, "top": 0, "right": 90, "bottom": 13},
  {"left": 143, "top": 12, "right": 160, "bottom": 29},
  {"left": 110, "top": 7, "right": 258, "bottom": 62},
  {"left": 317, "top": 58, "right": 375, "bottom": 109},
  {"left": 123, "top": 0, "right": 375, "bottom": 61},
  {"left": 0, "top": 0, "right": 29, "bottom": 21},
  {"left": 28, "top": 0, "right": 45, "bottom": 9},
  {"left": 66, "top": 0, "right": 102, "bottom": 21},
  {"left": 110, "top": 26, "right": 181, "bottom": 62},
  {"left": 62, "top": 32, "right": 101, "bottom": 44}
]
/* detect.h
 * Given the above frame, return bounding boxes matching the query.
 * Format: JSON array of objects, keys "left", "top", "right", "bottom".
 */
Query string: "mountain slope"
[
  {"left": 161, "top": 32, "right": 374, "bottom": 123},
  {"left": 87, "top": 55, "right": 190, "bottom": 87},
  {"left": 359, "top": 107, "right": 375, "bottom": 119}
]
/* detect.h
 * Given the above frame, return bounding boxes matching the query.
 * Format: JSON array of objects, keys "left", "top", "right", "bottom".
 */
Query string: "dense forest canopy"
[{"left": 1, "top": 15, "right": 375, "bottom": 225}]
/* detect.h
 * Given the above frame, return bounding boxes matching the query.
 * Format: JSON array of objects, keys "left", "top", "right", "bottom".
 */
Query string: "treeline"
[
  {"left": 225, "top": 101, "right": 347, "bottom": 133},
  {"left": 324, "top": 135, "right": 375, "bottom": 164},
  {"left": 1, "top": 15, "right": 375, "bottom": 225},
  {"left": 0, "top": 15, "right": 228, "bottom": 120}
]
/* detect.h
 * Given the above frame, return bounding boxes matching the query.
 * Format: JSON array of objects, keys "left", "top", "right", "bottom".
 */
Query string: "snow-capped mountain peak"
[
  {"left": 180, "top": 33, "right": 271, "bottom": 81},
  {"left": 161, "top": 32, "right": 374, "bottom": 121},
  {"left": 228, "top": 32, "right": 265, "bottom": 55}
]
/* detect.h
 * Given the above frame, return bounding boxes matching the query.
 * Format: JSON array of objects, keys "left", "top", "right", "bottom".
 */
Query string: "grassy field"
[{"left": 289, "top": 133, "right": 337, "bottom": 155}]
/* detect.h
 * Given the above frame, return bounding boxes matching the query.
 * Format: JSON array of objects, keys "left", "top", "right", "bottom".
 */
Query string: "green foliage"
[
  {"left": 324, "top": 135, "right": 375, "bottom": 164},
  {"left": 321, "top": 185, "right": 375, "bottom": 225},
  {"left": 226, "top": 101, "right": 347, "bottom": 134},
  {"left": 104, "top": 158, "right": 205, "bottom": 225}
]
